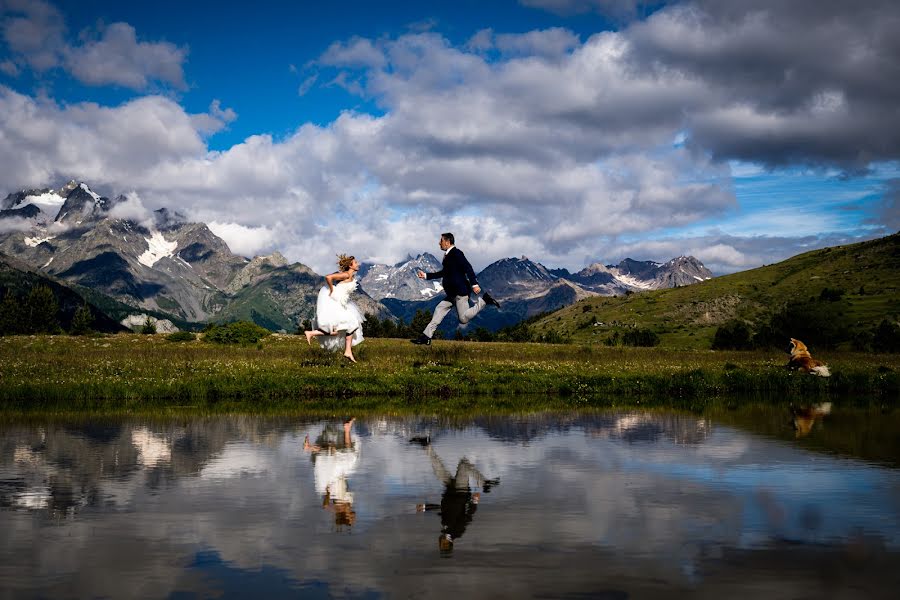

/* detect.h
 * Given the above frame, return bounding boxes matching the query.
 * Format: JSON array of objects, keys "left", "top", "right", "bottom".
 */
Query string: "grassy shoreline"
[{"left": 1, "top": 334, "right": 897, "bottom": 411}]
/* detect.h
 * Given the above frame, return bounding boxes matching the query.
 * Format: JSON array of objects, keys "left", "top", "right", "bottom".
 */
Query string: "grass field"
[{"left": 1, "top": 334, "right": 897, "bottom": 411}]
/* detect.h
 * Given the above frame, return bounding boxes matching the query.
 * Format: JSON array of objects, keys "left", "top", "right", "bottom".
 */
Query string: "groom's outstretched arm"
[{"left": 421, "top": 268, "right": 443, "bottom": 280}]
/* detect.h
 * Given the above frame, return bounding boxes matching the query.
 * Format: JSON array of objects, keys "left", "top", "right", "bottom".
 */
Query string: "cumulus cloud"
[
  {"left": 0, "top": 0, "right": 66, "bottom": 71},
  {"left": 0, "top": 86, "right": 206, "bottom": 187},
  {"left": 626, "top": 0, "right": 900, "bottom": 171},
  {"left": 0, "top": 2, "right": 188, "bottom": 90},
  {"left": 1, "top": 1, "right": 898, "bottom": 273},
  {"left": 207, "top": 221, "right": 277, "bottom": 257}
]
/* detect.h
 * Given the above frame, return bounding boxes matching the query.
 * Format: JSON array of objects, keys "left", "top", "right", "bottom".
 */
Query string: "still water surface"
[{"left": 2, "top": 407, "right": 899, "bottom": 598}]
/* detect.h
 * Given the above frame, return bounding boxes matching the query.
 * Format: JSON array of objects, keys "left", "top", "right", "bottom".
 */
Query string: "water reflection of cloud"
[{"left": 1, "top": 413, "right": 899, "bottom": 598}]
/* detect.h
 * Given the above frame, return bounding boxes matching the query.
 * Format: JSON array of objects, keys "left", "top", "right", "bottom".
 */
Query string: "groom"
[{"left": 411, "top": 232, "right": 500, "bottom": 345}]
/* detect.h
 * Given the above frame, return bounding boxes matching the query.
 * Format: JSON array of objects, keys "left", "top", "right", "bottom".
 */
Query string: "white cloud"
[
  {"left": 0, "top": 216, "right": 34, "bottom": 233},
  {"left": 320, "top": 36, "right": 386, "bottom": 69},
  {"left": 190, "top": 99, "right": 238, "bottom": 136},
  {"left": 208, "top": 221, "right": 277, "bottom": 257},
  {"left": 1, "top": 3, "right": 188, "bottom": 90},
  {"left": 495, "top": 28, "right": 580, "bottom": 59},
  {"left": 297, "top": 73, "right": 318, "bottom": 96},
  {"left": 1, "top": 0, "right": 67, "bottom": 71},
  {"left": 107, "top": 192, "right": 152, "bottom": 223},
  {"left": 64, "top": 22, "right": 188, "bottom": 90},
  {"left": 2, "top": 2, "right": 898, "bottom": 274}
]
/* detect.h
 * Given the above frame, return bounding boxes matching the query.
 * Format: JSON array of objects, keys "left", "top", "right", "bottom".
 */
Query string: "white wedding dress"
[{"left": 314, "top": 279, "right": 365, "bottom": 351}]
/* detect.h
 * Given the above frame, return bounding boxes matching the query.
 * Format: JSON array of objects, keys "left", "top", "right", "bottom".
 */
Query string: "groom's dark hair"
[{"left": 441, "top": 232, "right": 455, "bottom": 244}]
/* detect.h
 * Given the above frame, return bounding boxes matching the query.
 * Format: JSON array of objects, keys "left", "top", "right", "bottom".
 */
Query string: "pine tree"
[
  {"left": 141, "top": 316, "right": 157, "bottom": 334},
  {"left": 0, "top": 291, "right": 23, "bottom": 335},
  {"left": 70, "top": 302, "right": 94, "bottom": 335},
  {"left": 25, "top": 285, "right": 60, "bottom": 334}
]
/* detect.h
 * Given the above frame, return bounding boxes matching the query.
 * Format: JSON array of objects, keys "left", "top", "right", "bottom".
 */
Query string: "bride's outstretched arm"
[{"left": 325, "top": 271, "right": 351, "bottom": 294}]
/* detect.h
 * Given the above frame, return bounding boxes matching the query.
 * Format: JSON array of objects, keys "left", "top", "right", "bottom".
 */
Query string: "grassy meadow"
[{"left": 0, "top": 333, "right": 897, "bottom": 412}]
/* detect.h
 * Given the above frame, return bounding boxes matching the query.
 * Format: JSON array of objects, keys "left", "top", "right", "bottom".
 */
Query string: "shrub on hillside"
[
  {"left": 622, "top": 328, "right": 660, "bottom": 347},
  {"left": 604, "top": 328, "right": 659, "bottom": 347},
  {"left": 204, "top": 321, "right": 271, "bottom": 345},
  {"left": 711, "top": 319, "right": 753, "bottom": 350},
  {"left": 752, "top": 299, "right": 850, "bottom": 350},
  {"left": 167, "top": 331, "right": 197, "bottom": 342},
  {"left": 873, "top": 319, "right": 900, "bottom": 353},
  {"left": 69, "top": 303, "right": 94, "bottom": 336}
]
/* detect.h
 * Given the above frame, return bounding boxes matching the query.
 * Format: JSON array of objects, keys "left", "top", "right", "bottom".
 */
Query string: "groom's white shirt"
[{"left": 444, "top": 245, "right": 455, "bottom": 256}]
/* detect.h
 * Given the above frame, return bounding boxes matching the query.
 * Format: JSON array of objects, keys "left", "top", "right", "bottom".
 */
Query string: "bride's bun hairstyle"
[{"left": 337, "top": 254, "right": 356, "bottom": 272}]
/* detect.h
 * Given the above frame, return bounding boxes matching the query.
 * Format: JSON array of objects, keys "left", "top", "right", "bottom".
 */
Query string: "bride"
[{"left": 304, "top": 254, "right": 365, "bottom": 362}]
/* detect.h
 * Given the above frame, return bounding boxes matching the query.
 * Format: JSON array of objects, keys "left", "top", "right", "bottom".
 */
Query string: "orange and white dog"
[{"left": 787, "top": 338, "right": 831, "bottom": 377}]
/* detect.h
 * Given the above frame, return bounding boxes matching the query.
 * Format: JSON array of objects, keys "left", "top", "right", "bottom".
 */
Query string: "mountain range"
[
  {"left": 1, "top": 180, "right": 713, "bottom": 333},
  {"left": 363, "top": 253, "right": 712, "bottom": 333},
  {"left": 0, "top": 181, "right": 391, "bottom": 331}
]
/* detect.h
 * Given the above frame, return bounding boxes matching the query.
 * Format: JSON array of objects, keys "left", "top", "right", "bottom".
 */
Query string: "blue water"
[{"left": 1, "top": 410, "right": 898, "bottom": 598}]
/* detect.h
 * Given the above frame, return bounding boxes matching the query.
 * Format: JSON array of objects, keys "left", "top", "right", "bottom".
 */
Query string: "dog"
[
  {"left": 790, "top": 402, "right": 832, "bottom": 438},
  {"left": 787, "top": 338, "right": 831, "bottom": 377}
]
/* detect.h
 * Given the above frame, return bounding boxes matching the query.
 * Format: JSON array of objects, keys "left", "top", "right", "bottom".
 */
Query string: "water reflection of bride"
[{"left": 304, "top": 418, "right": 359, "bottom": 530}]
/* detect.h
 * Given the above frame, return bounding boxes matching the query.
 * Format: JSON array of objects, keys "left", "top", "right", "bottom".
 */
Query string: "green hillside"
[
  {"left": 531, "top": 233, "right": 900, "bottom": 350},
  {"left": 0, "top": 253, "right": 128, "bottom": 333}
]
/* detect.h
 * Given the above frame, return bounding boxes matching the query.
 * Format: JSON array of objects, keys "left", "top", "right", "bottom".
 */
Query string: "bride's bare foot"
[
  {"left": 343, "top": 352, "right": 357, "bottom": 363},
  {"left": 305, "top": 331, "right": 314, "bottom": 345}
]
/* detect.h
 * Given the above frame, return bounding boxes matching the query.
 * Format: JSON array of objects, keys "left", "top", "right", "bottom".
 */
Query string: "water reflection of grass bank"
[{"left": 1, "top": 335, "right": 897, "bottom": 409}]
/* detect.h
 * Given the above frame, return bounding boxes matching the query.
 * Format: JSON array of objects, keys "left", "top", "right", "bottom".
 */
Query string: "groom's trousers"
[{"left": 423, "top": 294, "right": 486, "bottom": 338}]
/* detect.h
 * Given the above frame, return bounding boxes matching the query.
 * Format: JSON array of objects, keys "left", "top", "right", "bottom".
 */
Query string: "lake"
[{"left": 2, "top": 405, "right": 899, "bottom": 598}]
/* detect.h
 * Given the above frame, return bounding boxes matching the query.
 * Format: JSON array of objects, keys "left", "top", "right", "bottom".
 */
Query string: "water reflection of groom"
[{"left": 416, "top": 444, "right": 498, "bottom": 553}]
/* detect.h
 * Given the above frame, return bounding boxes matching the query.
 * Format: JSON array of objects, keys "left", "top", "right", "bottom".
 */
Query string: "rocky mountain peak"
[
  {"left": 359, "top": 252, "right": 444, "bottom": 301},
  {"left": 54, "top": 182, "right": 112, "bottom": 225},
  {"left": 477, "top": 256, "right": 558, "bottom": 300},
  {"left": 614, "top": 257, "right": 661, "bottom": 279},
  {"left": 153, "top": 208, "right": 187, "bottom": 230},
  {"left": 654, "top": 255, "right": 713, "bottom": 287},
  {"left": 0, "top": 204, "right": 43, "bottom": 221}
]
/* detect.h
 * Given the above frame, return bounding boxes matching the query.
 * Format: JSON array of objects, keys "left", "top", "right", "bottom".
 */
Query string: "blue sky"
[{"left": 1, "top": 0, "right": 898, "bottom": 273}]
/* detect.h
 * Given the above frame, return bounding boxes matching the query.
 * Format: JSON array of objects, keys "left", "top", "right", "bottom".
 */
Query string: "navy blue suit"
[
  {"left": 426, "top": 247, "right": 478, "bottom": 300},
  {"left": 421, "top": 247, "right": 485, "bottom": 338}
]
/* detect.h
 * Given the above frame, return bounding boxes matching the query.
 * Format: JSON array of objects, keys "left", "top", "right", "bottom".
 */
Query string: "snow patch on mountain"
[
  {"left": 614, "top": 273, "right": 655, "bottom": 290},
  {"left": 24, "top": 234, "right": 55, "bottom": 247},
  {"left": 79, "top": 183, "right": 101, "bottom": 202},
  {"left": 138, "top": 231, "right": 177, "bottom": 267}
]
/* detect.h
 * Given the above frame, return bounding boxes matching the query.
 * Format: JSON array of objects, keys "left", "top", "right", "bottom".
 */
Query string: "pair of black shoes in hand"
[{"left": 482, "top": 292, "right": 501, "bottom": 309}]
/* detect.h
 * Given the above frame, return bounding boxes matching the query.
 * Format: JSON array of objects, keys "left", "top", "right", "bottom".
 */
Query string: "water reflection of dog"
[
  {"left": 305, "top": 418, "right": 359, "bottom": 530},
  {"left": 790, "top": 402, "right": 832, "bottom": 438},
  {"left": 415, "top": 441, "right": 499, "bottom": 554}
]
